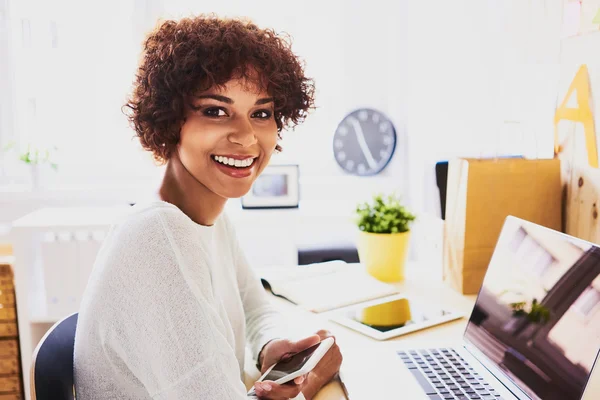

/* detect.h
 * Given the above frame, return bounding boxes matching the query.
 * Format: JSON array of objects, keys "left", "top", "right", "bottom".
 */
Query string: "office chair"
[
  {"left": 30, "top": 313, "right": 78, "bottom": 400},
  {"left": 435, "top": 161, "right": 449, "bottom": 220},
  {"left": 298, "top": 241, "right": 359, "bottom": 265}
]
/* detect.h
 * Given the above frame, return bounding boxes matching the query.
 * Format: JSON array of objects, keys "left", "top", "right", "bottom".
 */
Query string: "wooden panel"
[
  {"left": 0, "top": 393, "right": 22, "bottom": 400},
  {"left": 0, "top": 308, "right": 16, "bottom": 323},
  {"left": 0, "top": 283, "right": 13, "bottom": 291},
  {"left": 0, "top": 324, "right": 18, "bottom": 339},
  {"left": 558, "top": 117, "right": 600, "bottom": 242},
  {"left": 0, "top": 294, "right": 14, "bottom": 307},
  {"left": 0, "top": 376, "right": 20, "bottom": 393},
  {"left": 563, "top": 163, "right": 600, "bottom": 243},
  {"left": 0, "top": 358, "right": 20, "bottom": 376},
  {"left": 0, "top": 267, "right": 21, "bottom": 399},
  {"left": 0, "top": 342, "right": 18, "bottom": 359},
  {"left": 556, "top": 31, "right": 600, "bottom": 243}
]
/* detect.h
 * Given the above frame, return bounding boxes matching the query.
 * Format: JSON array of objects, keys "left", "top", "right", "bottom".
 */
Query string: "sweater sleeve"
[
  {"left": 98, "top": 209, "right": 253, "bottom": 400},
  {"left": 222, "top": 214, "right": 293, "bottom": 365},
  {"left": 226, "top": 220, "right": 308, "bottom": 400}
]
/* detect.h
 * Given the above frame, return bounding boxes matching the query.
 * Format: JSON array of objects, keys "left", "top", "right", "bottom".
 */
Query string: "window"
[
  {"left": 574, "top": 286, "right": 600, "bottom": 318},
  {"left": 513, "top": 230, "right": 555, "bottom": 278},
  {"left": 1, "top": 0, "right": 162, "bottom": 187},
  {"left": 509, "top": 227, "right": 527, "bottom": 252}
]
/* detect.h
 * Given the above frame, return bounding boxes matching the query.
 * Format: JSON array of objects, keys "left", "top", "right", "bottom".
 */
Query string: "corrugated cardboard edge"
[{"left": 443, "top": 159, "right": 469, "bottom": 293}]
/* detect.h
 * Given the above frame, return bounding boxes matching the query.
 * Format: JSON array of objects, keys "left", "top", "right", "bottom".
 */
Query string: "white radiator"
[{"left": 40, "top": 229, "right": 106, "bottom": 318}]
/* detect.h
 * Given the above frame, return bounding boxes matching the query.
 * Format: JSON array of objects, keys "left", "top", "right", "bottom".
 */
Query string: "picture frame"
[{"left": 241, "top": 164, "right": 299, "bottom": 209}]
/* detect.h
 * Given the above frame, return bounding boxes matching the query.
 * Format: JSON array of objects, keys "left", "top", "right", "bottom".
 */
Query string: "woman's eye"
[
  {"left": 253, "top": 110, "right": 272, "bottom": 119},
  {"left": 203, "top": 107, "right": 228, "bottom": 118}
]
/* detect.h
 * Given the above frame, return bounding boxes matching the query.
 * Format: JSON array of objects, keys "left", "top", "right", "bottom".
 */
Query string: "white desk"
[{"left": 256, "top": 270, "right": 600, "bottom": 400}]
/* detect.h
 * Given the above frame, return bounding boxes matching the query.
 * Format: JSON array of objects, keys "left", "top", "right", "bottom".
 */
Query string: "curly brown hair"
[{"left": 124, "top": 15, "right": 316, "bottom": 164}]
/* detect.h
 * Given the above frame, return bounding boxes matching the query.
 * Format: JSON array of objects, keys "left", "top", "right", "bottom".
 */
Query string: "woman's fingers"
[
  {"left": 254, "top": 380, "right": 303, "bottom": 400},
  {"left": 315, "top": 329, "right": 335, "bottom": 343}
]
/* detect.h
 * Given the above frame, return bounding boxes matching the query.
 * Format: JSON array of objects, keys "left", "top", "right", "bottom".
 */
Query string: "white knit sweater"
[{"left": 74, "top": 201, "right": 292, "bottom": 399}]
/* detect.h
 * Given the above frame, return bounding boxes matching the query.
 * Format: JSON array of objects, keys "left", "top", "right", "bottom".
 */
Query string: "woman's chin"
[{"left": 218, "top": 186, "right": 253, "bottom": 200}]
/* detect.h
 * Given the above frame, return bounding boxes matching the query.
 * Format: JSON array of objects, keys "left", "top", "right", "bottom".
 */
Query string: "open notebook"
[{"left": 256, "top": 261, "right": 400, "bottom": 313}]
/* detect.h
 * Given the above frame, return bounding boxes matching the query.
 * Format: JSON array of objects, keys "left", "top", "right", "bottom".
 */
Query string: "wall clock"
[{"left": 333, "top": 108, "right": 397, "bottom": 176}]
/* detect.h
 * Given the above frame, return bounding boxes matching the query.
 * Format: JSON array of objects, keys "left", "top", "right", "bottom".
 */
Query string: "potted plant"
[
  {"left": 3, "top": 141, "right": 58, "bottom": 190},
  {"left": 355, "top": 193, "right": 416, "bottom": 282}
]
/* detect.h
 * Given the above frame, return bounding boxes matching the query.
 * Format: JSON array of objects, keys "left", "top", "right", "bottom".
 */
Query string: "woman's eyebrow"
[
  {"left": 195, "top": 94, "right": 233, "bottom": 104},
  {"left": 194, "top": 94, "right": 274, "bottom": 106},
  {"left": 255, "top": 97, "right": 274, "bottom": 105}
]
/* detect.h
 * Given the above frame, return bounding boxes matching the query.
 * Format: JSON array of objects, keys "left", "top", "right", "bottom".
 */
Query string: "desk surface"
[
  {"left": 251, "top": 269, "right": 475, "bottom": 400},
  {"left": 259, "top": 268, "right": 600, "bottom": 400}
]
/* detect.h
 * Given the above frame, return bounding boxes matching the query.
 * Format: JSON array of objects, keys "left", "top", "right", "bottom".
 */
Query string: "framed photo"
[{"left": 241, "top": 164, "right": 299, "bottom": 209}]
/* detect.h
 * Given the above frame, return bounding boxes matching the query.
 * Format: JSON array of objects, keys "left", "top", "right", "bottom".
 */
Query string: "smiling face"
[{"left": 176, "top": 77, "right": 278, "bottom": 199}]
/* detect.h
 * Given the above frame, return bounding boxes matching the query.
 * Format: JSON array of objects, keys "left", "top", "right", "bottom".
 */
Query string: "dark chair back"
[
  {"left": 30, "top": 313, "right": 78, "bottom": 400},
  {"left": 298, "top": 242, "right": 359, "bottom": 265},
  {"left": 435, "top": 161, "right": 449, "bottom": 220}
]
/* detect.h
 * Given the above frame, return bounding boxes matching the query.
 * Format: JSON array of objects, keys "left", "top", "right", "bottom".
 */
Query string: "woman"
[{"left": 74, "top": 15, "right": 342, "bottom": 400}]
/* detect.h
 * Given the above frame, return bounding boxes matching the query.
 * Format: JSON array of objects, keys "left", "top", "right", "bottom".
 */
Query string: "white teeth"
[{"left": 213, "top": 155, "right": 255, "bottom": 168}]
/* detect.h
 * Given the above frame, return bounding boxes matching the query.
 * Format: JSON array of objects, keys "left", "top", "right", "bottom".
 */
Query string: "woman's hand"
[
  {"left": 253, "top": 334, "right": 320, "bottom": 399},
  {"left": 302, "top": 330, "right": 343, "bottom": 400},
  {"left": 253, "top": 330, "right": 343, "bottom": 400}
]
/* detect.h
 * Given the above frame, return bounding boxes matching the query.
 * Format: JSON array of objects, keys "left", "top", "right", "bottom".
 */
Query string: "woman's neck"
[{"left": 157, "top": 154, "right": 227, "bottom": 226}]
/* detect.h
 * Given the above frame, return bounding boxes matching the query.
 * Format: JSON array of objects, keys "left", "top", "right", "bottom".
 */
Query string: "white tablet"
[{"left": 328, "top": 294, "right": 464, "bottom": 340}]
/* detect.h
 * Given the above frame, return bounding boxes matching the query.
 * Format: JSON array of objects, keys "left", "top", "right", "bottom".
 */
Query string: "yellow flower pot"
[{"left": 357, "top": 230, "right": 411, "bottom": 282}]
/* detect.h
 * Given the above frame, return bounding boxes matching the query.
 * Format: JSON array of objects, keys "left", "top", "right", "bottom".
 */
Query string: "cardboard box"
[{"left": 443, "top": 158, "right": 562, "bottom": 294}]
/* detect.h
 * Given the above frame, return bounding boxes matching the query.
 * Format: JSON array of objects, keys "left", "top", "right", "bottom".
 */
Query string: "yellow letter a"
[{"left": 554, "top": 64, "right": 598, "bottom": 168}]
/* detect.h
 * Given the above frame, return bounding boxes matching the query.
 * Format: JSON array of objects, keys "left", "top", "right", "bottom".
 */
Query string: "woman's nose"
[{"left": 228, "top": 119, "right": 258, "bottom": 147}]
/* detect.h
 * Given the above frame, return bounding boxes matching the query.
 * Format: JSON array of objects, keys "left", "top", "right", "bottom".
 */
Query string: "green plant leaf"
[
  {"left": 5, "top": 141, "right": 59, "bottom": 167},
  {"left": 355, "top": 193, "right": 416, "bottom": 234},
  {"left": 2, "top": 140, "right": 17, "bottom": 152},
  {"left": 19, "top": 152, "right": 31, "bottom": 164}
]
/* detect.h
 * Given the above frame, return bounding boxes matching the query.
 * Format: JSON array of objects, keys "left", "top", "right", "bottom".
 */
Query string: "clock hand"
[{"left": 348, "top": 116, "right": 377, "bottom": 169}]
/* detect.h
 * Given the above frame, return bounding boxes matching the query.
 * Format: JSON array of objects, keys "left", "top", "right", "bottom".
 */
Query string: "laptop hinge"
[{"left": 463, "top": 342, "right": 536, "bottom": 400}]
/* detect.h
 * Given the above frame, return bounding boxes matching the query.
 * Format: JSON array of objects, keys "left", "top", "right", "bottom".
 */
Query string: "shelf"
[
  {"left": 28, "top": 290, "right": 72, "bottom": 325},
  {"left": 29, "top": 316, "right": 59, "bottom": 325}
]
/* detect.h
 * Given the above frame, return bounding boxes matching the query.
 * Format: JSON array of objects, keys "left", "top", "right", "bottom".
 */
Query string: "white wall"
[
  {"left": 0, "top": 0, "right": 415, "bottom": 265},
  {"left": 406, "top": 0, "right": 564, "bottom": 217},
  {"left": 1, "top": 0, "right": 411, "bottom": 208},
  {"left": 147, "top": 0, "right": 412, "bottom": 207},
  {"left": 0, "top": 0, "right": 576, "bottom": 267}
]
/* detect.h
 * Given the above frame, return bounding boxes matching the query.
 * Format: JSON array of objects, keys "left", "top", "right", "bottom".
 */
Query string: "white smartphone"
[{"left": 248, "top": 337, "right": 334, "bottom": 394}]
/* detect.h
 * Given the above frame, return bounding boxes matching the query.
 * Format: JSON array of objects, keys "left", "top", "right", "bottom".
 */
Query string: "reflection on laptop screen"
[{"left": 464, "top": 217, "right": 600, "bottom": 400}]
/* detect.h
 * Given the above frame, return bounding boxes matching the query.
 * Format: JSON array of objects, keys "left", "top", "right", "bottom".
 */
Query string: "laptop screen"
[{"left": 464, "top": 216, "right": 600, "bottom": 400}]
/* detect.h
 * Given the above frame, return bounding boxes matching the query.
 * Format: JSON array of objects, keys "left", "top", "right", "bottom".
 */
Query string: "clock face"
[{"left": 333, "top": 108, "right": 396, "bottom": 176}]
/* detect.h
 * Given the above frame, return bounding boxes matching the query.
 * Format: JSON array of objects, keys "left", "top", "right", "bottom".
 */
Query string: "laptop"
[{"left": 390, "top": 216, "right": 600, "bottom": 400}]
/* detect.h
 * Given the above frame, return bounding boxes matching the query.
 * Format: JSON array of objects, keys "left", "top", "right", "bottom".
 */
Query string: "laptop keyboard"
[{"left": 397, "top": 348, "right": 505, "bottom": 400}]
